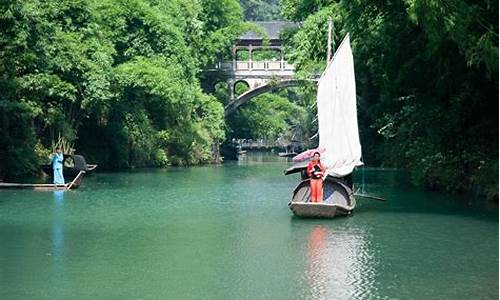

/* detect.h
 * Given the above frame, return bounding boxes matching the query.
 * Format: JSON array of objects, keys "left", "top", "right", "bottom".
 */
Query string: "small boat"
[
  {"left": 278, "top": 152, "right": 297, "bottom": 158},
  {"left": 285, "top": 162, "right": 356, "bottom": 218},
  {"left": 289, "top": 177, "right": 356, "bottom": 217},
  {"left": 0, "top": 170, "right": 85, "bottom": 191},
  {"left": 286, "top": 34, "right": 363, "bottom": 218},
  {"left": 41, "top": 154, "right": 97, "bottom": 177}
]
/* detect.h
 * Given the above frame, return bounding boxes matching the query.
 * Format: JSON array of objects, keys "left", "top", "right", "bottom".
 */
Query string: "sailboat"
[{"left": 285, "top": 34, "right": 363, "bottom": 218}]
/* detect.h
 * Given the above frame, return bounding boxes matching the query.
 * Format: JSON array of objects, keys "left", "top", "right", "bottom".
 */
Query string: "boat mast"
[
  {"left": 311, "top": 17, "right": 334, "bottom": 141},
  {"left": 327, "top": 18, "right": 333, "bottom": 63}
]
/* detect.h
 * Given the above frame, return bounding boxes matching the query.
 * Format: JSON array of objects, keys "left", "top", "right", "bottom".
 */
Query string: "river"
[{"left": 0, "top": 152, "right": 497, "bottom": 299}]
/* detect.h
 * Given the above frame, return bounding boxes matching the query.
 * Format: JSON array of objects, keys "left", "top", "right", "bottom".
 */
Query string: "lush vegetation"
[
  {"left": 0, "top": 0, "right": 244, "bottom": 178},
  {"left": 281, "top": 0, "right": 498, "bottom": 198},
  {"left": 240, "top": 0, "right": 281, "bottom": 21},
  {"left": 227, "top": 91, "right": 308, "bottom": 142}
]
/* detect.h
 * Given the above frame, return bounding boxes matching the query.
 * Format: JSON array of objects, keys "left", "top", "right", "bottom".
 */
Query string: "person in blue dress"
[{"left": 52, "top": 147, "right": 65, "bottom": 185}]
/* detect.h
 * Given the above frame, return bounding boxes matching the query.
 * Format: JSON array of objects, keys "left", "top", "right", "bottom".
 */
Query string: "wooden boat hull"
[{"left": 288, "top": 176, "right": 356, "bottom": 218}]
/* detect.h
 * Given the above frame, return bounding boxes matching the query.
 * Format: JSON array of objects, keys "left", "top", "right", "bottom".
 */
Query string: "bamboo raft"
[{"left": 0, "top": 171, "right": 85, "bottom": 191}]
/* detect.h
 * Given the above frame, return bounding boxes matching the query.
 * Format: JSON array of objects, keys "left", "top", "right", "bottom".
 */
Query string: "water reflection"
[
  {"left": 303, "top": 225, "right": 376, "bottom": 299},
  {"left": 305, "top": 226, "right": 329, "bottom": 299},
  {"left": 236, "top": 151, "right": 289, "bottom": 164},
  {"left": 52, "top": 191, "right": 65, "bottom": 275}
]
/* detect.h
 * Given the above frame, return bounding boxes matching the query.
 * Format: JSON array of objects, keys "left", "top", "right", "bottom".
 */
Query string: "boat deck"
[
  {"left": 289, "top": 177, "right": 356, "bottom": 218},
  {"left": 0, "top": 183, "right": 69, "bottom": 191}
]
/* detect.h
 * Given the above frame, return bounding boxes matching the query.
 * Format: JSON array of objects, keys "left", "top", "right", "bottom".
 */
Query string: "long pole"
[
  {"left": 327, "top": 18, "right": 333, "bottom": 63},
  {"left": 67, "top": 170, "right": 85, "bottom": 190}
]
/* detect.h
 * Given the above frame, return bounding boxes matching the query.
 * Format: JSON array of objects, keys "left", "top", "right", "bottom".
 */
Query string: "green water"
[{"left": 0, "top": 153, "right": 498, "bottom": 299}]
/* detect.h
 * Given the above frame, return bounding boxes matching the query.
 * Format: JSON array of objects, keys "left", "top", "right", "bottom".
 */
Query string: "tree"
[{"left": 240, "top": 0, "right": 282, "bottom": 21}]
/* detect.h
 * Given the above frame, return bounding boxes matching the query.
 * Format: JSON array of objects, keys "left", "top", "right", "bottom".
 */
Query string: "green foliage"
[
  {"left": 281, "top": 0, "right": 330, "bottom": 22},
  {"left": 283, "top": 4, "right": 345, "bottom": 78},
  {"left": 228, "top": 93, "right": 307, "bottom": 141},
  {"left": 283, "top": 0, "right": 498, "bottom": 198},
  {"left": 235, "top": 81, "right": 250, "bottom": 96},
  {"left": 0, "top": 101, "right": 40, "bottom": 178},
  {"left": 236, "top": 49, "right": 250, "bottom": 60},
  {"left": 240, "top": 0, "right": 282, "bottom": 21},
  {"left": 0, "top": 0, "right": 242, "bottom": 177},
  {"left": 237, "top": 49, "right": 281, "bottom": 61},
  {"left": 252, "top": 49, "right": 281, "bottom": 60},
  {"left": 213, "top": 82, "right": 230, "bottom": 105}
]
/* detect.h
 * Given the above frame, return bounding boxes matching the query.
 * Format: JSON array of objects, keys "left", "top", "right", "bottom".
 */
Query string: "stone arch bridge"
[
  {"left": 210, "top": 22, "right": 319, "bottom": 116},
  {"left": 224, "top": 79, "right": 314, "bottom": 116}
]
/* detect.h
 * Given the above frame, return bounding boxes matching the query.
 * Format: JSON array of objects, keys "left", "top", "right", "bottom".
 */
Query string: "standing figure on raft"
[
  {"left": 306, "top": 152, "right": 326, "bottom": 203},
  {"left": 52, "top": 147, "right": 65, "bottom": 185}
]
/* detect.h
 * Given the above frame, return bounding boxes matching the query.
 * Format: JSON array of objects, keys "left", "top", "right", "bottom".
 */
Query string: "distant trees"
[
  {"left": 226, "top": 91, "right": 307, "bottom": 142},
  {"left": 239, "top": 0, "right": 282, "bottom": 21}
]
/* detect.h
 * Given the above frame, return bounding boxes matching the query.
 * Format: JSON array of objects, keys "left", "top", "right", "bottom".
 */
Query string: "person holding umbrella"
[{"left": 306, "top": 152, "right": 326, "bottom": 203}]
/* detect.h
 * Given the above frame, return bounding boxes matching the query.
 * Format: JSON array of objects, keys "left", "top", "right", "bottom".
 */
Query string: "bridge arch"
[
  {"left": 233, "top": 80, "right": 250, "bottom": 95},
  {"left": 224, "top": 79, "right": 315, "bottom": 116}
]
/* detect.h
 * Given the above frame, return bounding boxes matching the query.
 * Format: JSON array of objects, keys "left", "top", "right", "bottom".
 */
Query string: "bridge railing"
[
  {"left": 217, "top": 61, "right": 295, "bottom": 71},
  {"left": 267, "top": 61, "right": 281, "bottom": 70}
]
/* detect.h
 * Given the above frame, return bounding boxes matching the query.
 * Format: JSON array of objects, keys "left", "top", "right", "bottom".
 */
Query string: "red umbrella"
[{"left": 292, "top": 147, "right": 326, "bottom": 162}]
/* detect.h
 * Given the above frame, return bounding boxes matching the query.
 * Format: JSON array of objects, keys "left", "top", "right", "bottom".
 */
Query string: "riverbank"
[{"left": 5, "top": 149, "right": 496, "bottom": 205}]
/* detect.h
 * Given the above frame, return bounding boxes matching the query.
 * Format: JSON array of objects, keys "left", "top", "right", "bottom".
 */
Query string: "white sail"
[{"left": 317, "top": 34, "right": 363, "bottom": 177}]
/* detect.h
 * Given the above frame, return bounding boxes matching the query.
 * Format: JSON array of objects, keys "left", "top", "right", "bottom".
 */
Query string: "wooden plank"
[
  {"left": 67, "top": 171, "right": 85, "bottom": 190},
  {"left": 32, "top": 186, "right": 68, "bottom": 191},
  {"left": 0, "top": 183, "right": 67, "bottom": 188},
  {"left": 0, "top": 171, "right": 85, "bottom": 191},
  {"left": 289, "top": 202, "right": 342, "bottom": 218},
  {"left": 0, "top": 183, "right": 67, "bottom": 191}
]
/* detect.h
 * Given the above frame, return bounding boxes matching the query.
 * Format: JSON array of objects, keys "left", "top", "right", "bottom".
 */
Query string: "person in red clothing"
[{"left": 306, "top": 152, "right": 326, "bottom": 203}]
